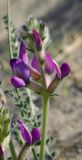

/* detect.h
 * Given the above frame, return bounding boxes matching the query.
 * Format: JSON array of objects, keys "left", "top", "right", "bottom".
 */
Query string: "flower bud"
[
  {"left": 21, "top": 16, "right": 50, "bottom": 51},
  {"left": 18, "top": 120, "right": 41, "bottom": 145}
]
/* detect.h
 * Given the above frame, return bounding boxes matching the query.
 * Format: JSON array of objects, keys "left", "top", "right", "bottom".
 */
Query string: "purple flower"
[
  {"left": 31, "top": 128, "right": 41, "bottom": 144},
  {"left": 48, "top": 62, "right": 71, "bottom": 93},
  {"left": 18, "top": 120, "right": 41, "bottom": 145},
  {"left": 10, "top": 42, "right": 30, "bottom": 88},
  {"left": 31, "top": 56, "right": 40, "bottom": 73},
  {"left": 19, "top": 41, "right": 28, "bottom": 65},
  {"left": 10, "top": 42, "right": 41, "bottom": 88},
  {"left": 31, "top": 52, "right": 61, "bottom": 79},
  {"left": 11, "top": 76, "right": 26, "bottom": 88},
  {"left": 10, "top": 35, "right": 70, "bottom": 91},
  {"left": 33, "top": 29, "right": 42, "bottom": 49},
  {"left": 31, "top": 52, "right": 71, "bottom": 81},
  {"left": 44, "top": 52, "right": 61, "bottom": 79},
  {"left": 32, "top": 30, "right": 70, "bottom": 80},
  {"left": 45, "top": 55, "right": 70, "bottom": 80}
]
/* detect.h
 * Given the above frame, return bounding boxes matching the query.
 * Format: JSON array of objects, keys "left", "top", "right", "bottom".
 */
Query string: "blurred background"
[{"left": 0, "top": 0, "right": 82, "bottom": 159}]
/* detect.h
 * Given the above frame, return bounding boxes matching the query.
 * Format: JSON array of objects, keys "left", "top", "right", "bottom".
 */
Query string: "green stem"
[
  {"left": 40, "top": 63, "right": 46, "bottom": 89},
  {"left": 9, "top": 139, "right": 17, "bottom": 160},
  {"left": 32, "top": 148, "right": 38, "bottom": 160},
  {"left": 40, "top": 93, "right": 49, "bottom": 160},
  {"left": 39, "top": 61, "right": 49, "bottom": 160},
  {"left": 7, "top": 0, "right": 13, "bottom": 58}
]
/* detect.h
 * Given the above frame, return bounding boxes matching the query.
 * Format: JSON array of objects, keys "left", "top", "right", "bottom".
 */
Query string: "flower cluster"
[{"left": 10, "top": 29, "right": 70, "bottom": 93}]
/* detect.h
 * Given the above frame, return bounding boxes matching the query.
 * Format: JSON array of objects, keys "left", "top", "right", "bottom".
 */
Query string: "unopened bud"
[
  {"left": 21, "top": 16, "right": 50, "bottom": 51},
  {"left": 33, "top": 29, "right": 42, "bottom": 50}
]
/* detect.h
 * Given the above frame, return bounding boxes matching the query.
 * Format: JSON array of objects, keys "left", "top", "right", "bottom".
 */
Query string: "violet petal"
[
  {"left": 31, "top": 128, "right": 41, "bottom": 144},
  {"left": 11, "top": 76, "right": 25, "bottom": 88},
  {"left": 10, "top": 59, "right": 17, "bottom": 69},
  {"left": 31, "top": 56, "right": 40, "bottom": 72},
  {"left": 60, "top": 63, "right": 71, "bottom": 79},
  {"left": 45, "top": 52, "right": 61, "bottom": 79},
  {"left": 14, "top": 61, "right": 30, "bottom": 82},
  {"left": 19, "top": 42, "right": 28, "bottom": 65},
  {"left": 18, "top": 120, "right": 32, "bottom": 145}
]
